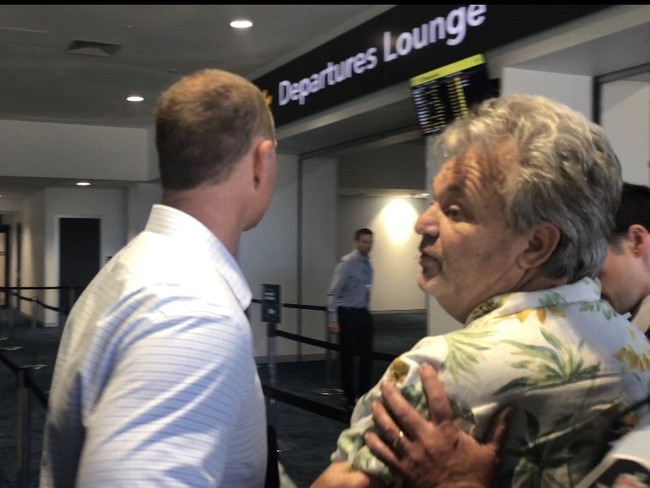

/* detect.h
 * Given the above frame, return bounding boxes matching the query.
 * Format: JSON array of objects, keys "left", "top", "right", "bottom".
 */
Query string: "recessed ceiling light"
[
  {"left": 230, "top": 19, "right": 253, "bottom": 29},
  {"left": 127, "top": 95, "right": 144, "bottom": 102},
  {"left": 76, "top": 181, "right": 91, "bottom": 187}
]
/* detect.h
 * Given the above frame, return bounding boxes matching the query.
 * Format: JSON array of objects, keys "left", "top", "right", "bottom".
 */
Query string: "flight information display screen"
[{"left": 409, "top": 54, "right": 491, "bottom": 136}]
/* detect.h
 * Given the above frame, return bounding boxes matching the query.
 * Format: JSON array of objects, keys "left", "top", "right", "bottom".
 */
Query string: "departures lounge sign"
[{"left": 254, "top": 4, "right": 609, "bottom": 128}]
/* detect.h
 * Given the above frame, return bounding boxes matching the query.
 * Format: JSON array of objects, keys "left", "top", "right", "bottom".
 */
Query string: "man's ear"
[
  {"left": 628, "top": 224, "right": 650, "bottom": 257},
  {"left": 517, "top": 222, "right": 561, "bottom": 270},
  {"left": 252, "top": 139, "right": 276, "bottom": 189}
]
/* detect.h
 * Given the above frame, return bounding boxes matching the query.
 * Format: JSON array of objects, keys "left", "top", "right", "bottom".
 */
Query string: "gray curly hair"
[{"left": 433, "top": 93, "right": 622, "bottom": 281}]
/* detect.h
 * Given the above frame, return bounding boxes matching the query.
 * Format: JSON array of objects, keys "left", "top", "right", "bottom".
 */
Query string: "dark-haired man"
[
  {"left": 327, "top": 227, "right": 375, "bottom": 411},
  {"left": 600, "top": 181, "right": 650, "bottom": 338}
]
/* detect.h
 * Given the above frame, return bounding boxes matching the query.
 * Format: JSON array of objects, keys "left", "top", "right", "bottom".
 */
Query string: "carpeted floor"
[{"left": 0, "top": 309, "right": 427, "bottom": 488}]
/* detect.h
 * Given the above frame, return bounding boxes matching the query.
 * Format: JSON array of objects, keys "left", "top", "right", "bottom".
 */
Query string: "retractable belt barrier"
[
  {"left": 252, "top": 291, "right": 399, "bottom": 434},
  {"left": 0, "top": 285, "right": 398, "bottom": 487},
  {"left": 0, "top": 346, "right": 48, "bottom": 488}
]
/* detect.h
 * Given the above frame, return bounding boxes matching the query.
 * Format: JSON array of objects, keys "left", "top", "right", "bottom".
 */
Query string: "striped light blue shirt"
[
  {"left": 327, "top": 249, "right": 373, "bottom": 322},
  {"left": 40, "top": 204, "right": 267, "bottom": 487}
]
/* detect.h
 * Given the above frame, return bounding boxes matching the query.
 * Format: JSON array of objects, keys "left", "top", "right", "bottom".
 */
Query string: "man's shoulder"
[
  {"left": 343, "top": 250, "right": 366, "bottom": 263},
  {"left": 340, "top": 250, "right": 356, "bottom": 261}
]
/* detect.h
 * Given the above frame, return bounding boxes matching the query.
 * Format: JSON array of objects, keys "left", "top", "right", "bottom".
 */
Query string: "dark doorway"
[{"left": 58, "top": 218, "right": 100, "bottom": 313}]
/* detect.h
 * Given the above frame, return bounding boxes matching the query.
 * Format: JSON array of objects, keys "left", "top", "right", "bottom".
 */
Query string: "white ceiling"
[
  {"left": 0, "top": 5, "right": 649, "bottom": 202},
  {"left": 0, "top": 5, "right": 395, "bottom": 200},
  {"left": 0, "top": 5, "right": 393, "bottom": 128}
]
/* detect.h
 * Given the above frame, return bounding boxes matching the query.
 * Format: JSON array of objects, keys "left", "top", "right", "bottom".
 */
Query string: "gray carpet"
[{"left": 0, "top": 310, "right": 426, "bottom": 488}]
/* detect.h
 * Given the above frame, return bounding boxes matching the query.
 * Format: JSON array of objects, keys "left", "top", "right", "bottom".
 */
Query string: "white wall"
[
  {"left": 501, "top": 68, "right": 593, "bottom": 119},
  {"left": 40, "top": 187, "right": 127, "bottom": 326},
  {"left": 15, "top": 191, "right": 45, "bottom": 315},
  {"left": 601, "top": 80, "right": 650, "bottom": 185},
  {"left": 239, "top": 153, "right": 300, "bottom": 360},
  {"left": 337, "top": 195, "right": 427, "bottom": 313},
  {"left": 503, "top": 69, "right": 650, "bottom": 192},
  {"left": 0, "top": 198, "right": 21, "bottom": 214},
  {"left": 126, "top": 182, "right": 162, "bottom": 240},
  {"left": 0, "top": 120, "right": 156, "bottom": 181},
  {"left": 299, "top": 157, "right": 339, "bottom": 358}
]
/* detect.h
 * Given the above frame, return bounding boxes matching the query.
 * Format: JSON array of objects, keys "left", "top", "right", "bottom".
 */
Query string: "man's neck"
[{"left": 162, "top": 186, "right": 242, "bottom": 255}]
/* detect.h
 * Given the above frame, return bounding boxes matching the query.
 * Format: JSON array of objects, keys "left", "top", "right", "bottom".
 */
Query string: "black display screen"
[{"left": 409, "top": 54, "right": 491, "bottom": 136}]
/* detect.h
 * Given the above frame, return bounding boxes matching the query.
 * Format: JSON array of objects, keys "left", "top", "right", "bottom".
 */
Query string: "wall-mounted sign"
[{"left": 254, "top": 4, "right": 610, "bottom": 128}]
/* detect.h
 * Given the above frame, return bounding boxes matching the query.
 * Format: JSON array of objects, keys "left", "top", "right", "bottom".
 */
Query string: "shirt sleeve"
[
  {"left": 327, "top": 258, "right": 351, "bottom": 322},
  {"left": 331, "top": 335, "right": 448, "bottom": 486}
]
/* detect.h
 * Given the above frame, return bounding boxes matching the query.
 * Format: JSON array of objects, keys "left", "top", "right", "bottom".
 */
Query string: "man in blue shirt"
[{"left": 327, "top": 228, "right": 374, "bottom": 411}]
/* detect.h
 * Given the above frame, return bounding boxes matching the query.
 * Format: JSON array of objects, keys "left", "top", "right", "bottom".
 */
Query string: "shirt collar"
[
  {"left": 146, "top": 204, "right": 252, "bottom": 310},
  {"left": 465, "top": 277, "right": 602, "bottom": 325}
]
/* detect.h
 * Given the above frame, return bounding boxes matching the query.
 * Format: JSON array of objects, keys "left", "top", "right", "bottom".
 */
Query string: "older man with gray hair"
[{"left": 312, "top": 93, "right": 650, "bottom": 488}]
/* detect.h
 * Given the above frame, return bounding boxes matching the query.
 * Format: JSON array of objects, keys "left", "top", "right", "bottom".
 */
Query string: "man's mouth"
[
  {"left": 418, "top": 234, "right": 436, "bottom": 253},
  {"left": 419, "top": 252, "right": 441, "bottom": 279},
  {"left": 418, "top": 235, "right": 441, "bottom": 278}
]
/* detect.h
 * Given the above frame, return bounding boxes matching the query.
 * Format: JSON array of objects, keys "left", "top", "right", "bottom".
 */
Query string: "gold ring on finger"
[{"left": 392, "top": 430, "right": 405, "bottom": 450}]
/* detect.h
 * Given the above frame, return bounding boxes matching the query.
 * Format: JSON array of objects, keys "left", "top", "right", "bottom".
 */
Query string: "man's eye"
[{"left": 444, "top": 205, "right": 462, "bottom": 219}]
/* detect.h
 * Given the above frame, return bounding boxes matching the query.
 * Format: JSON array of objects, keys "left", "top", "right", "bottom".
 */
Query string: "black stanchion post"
[
  {"left": 30, "top": 296, "right": 37, "bottom": 333},
  {"left": 267, "top": 320, "right": 277, "bottom": 428},
  {"left": 261, "top": 284, "right": 281, "bottom": 428},
  {"left": 0, "top": 288, "right": 8, "bottom": 341},
  {"left": 313, "top": 309, "right": 343, "bottom": 397},
  {"left": 16, "top": 368, "right": 30, "bottom": 488},
  {"left": 325, "top": 311, "right": 333, "bottom": 387},
  {"left": 69, "top": 286, "right": 76, "bottom": 314},
  {"left": 267, "top": 321, "right": 277, "bottom": 388},
  {"left": 9, "top": 292, "right": 17, "bottom": 337}
]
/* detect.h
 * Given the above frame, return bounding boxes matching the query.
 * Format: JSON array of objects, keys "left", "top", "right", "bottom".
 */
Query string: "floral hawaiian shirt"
[{"left": 331, "top": 278, "right": 650, "bottom": 488}]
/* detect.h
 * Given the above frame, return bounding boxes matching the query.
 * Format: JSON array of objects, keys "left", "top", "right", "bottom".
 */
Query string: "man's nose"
[{"left": 415, "top": 202, "right": 439, "bottom": 236}]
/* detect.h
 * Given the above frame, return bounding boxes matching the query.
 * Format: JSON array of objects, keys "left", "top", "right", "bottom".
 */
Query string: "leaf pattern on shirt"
[
  {"left": 515, "top": 292, "right": 569, "bottom": 323},
  {"left": 501, "top": 410, "right": 597, "bottom": 488},
  {"left": 614, "top": 345, "right": 650, "bottom": 371},
  {"left": 537, "top": 290, "right": 568, "bottom": 308},
  {"left": 517, "top": 306, "right": 565, "bottom": 323},
  {"left": 333, "top": 279, "right": 650, "bottom": 488},
  {"left": 579, "top": 299, "right": 617, "bottom": 319},
  {"left": 441, "top": 328, "right": 499, "bottom": 381},
  {"left": 496, "top": 327, "right": 600, "bottom": 394}
]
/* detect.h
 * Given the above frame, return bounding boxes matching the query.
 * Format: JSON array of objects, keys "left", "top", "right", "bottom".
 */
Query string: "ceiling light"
[
  {"left": 76, "top": 182, "right": 91, "bottom": 187},
  {"left": 230, "top": 19, "right": 253, "bottom": 29},
  {"left": 127, "top": 95, "right": 144, "bottom": 102}
]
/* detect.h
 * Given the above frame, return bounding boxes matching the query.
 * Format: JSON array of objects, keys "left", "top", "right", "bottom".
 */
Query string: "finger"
[
  {"left": 370, "top": 399, "right": 402, "bottom": 443},
  {"left": 419, "top": 362, "right": 453, "bottom": 424},
  {"left": 482, "top": 404, "right": 515, "bottom": 449},
  {"left": 378, "top": 381, "right": 424, "bottom": 439},
  {"left": 364, "top": 431, "right": 402, "bottom": 472}
]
